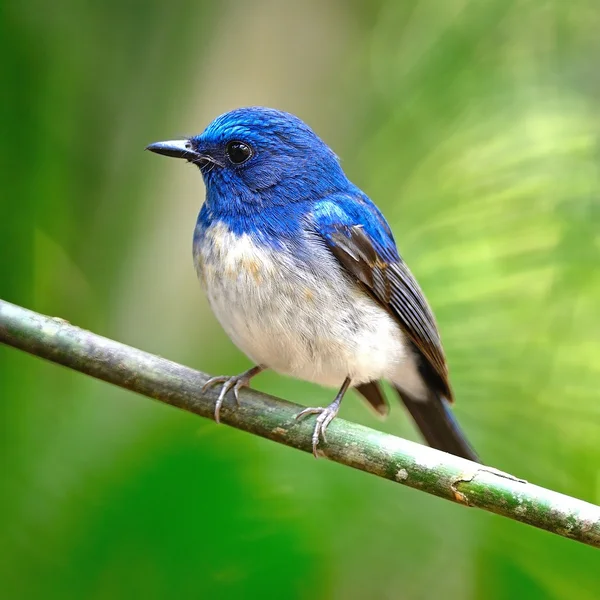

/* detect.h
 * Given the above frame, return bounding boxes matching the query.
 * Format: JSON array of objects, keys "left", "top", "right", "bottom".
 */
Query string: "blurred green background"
[{"left": 2, "top": 1, "right": 599, "bottom": 598}]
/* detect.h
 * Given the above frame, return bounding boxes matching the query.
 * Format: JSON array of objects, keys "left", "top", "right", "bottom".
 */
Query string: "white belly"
[{"left": 195, "top": 222, "right": 426, "bottom": 395}]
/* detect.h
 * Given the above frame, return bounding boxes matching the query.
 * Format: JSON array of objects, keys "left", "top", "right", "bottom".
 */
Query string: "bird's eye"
[{"left": 226, "top": 140, "right": 253, "bottom": 165}]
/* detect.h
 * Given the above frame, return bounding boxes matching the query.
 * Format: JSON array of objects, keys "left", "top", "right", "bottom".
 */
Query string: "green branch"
[{"left": 1, "top": 298, "right": 599, "bottom": 549}]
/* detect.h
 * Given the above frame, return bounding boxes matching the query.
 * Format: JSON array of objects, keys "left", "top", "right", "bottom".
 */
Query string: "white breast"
[{"left": 194, "top": 221, "right": 427, "bottom": 396}]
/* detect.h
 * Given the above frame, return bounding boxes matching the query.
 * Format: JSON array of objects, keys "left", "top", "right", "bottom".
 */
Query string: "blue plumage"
[
  {"left": 196, "top": 107, "right": 345, "bottom": 208},
  {"left": 311, "top": 194, "right": 400, "bottom": 262},
  {"left": 147, "top": 106, "right": 478, "bottom": 462}
]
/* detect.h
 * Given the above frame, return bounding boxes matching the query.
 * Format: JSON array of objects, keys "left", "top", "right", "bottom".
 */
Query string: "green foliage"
[{"left": 1, "top": 1, "right": 598, "bottom": 598}]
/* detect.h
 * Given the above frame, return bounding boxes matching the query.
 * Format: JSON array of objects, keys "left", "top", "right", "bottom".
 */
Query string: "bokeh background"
[{"left": 2, "top": 1, "right": 599, "bottom": 598}]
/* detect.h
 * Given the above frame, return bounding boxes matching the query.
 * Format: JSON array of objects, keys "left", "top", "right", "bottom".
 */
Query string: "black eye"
[{"left": 226, "top": 140, "right": 253, "bottom": 164}]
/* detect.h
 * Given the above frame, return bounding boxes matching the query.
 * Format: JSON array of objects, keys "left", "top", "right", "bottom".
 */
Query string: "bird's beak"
[{"left": 145, "top": 139, "right": 198, "bottom": 160}]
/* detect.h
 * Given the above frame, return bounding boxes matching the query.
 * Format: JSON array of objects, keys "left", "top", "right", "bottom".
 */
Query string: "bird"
[{"left": 146, "top": 107, "right": 479, "bottom": 462}]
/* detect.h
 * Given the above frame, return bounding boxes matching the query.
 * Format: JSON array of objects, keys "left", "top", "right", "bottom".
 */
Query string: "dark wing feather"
[{"left": 327, "top": 225, "right": 453, "bottom": 402}]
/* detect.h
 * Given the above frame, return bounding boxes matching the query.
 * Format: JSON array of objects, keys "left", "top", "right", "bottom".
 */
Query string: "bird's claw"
[
  {"left": 201, "top": 374, "right": 252, "bottom": 423},
  {"left": 295, "top": 406, "right": 339, "bottom": 458}
]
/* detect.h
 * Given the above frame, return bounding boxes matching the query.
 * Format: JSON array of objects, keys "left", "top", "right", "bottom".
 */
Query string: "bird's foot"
[
  {"left": 295, "top": 378, "right": 351, "bottom": 458},
  {"left": 296, "top": 377, "right": 350, "bottom": 458},
  {"left": 201, "top": 365, "right": 264, "bottom": 423},
  {"left": 295, "top": 404, "right": 340, "bottom": 458}
]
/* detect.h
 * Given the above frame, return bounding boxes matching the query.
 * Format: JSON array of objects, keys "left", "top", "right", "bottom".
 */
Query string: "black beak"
[{"left": 145, "top": 139, "right": 198, "bottom": 160}]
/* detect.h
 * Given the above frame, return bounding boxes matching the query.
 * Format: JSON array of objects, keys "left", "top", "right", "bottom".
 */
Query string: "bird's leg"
[
  {"left": 201, "top": 365, "right": 265, "bottom": 423},
  {"left": 295, "top": 377, "right": 352, "bottom": 458}
]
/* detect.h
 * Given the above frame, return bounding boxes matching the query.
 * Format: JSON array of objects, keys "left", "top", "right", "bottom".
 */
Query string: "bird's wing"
[{"left": 310, "top": 195, "right": 453, "bottom": 402}]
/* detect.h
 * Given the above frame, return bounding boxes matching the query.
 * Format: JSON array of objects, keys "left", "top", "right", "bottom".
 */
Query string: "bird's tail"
[{"left": 395, "top": 387, "right": 480, "bottom": 463}]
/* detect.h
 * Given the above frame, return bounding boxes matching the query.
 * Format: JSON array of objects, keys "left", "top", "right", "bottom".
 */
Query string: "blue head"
[{"left": 147, "top": 107, "right": 352, "bottom": 216}]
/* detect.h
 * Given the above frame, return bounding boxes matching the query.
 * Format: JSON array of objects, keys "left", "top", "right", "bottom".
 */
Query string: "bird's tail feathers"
[
  {"left": 355, "top": 381, "right": 389, "bottom": 417},
  {"left": 394, "top": 387, "right": 480, "bottom": 463}
]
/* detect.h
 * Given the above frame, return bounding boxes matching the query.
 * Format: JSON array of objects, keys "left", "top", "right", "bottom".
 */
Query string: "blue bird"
[{"left": 147, "top": 107, "right": 478, "bottom": 461}]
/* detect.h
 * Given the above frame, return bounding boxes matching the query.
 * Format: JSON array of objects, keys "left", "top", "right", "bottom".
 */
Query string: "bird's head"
[{"left": 147, "top": 107, "right": 349, "bottom": 211}]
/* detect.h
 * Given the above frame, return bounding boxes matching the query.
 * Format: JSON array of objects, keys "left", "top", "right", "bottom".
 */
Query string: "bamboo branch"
[{"left": 0, "top": 298, "right": 598, "bottom": 549}]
